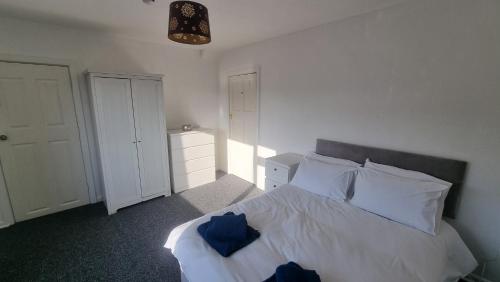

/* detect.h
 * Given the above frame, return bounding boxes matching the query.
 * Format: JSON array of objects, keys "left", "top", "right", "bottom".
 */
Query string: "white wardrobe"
[{"left": 87, "top": 72, "right": 171, "bottom": 214}]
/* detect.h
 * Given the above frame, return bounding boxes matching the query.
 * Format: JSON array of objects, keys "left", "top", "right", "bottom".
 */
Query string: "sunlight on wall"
[
  {"left": 227, "top": 138, "right": 255, "bottom": 183},
  {"left": 226, "top": 138, "right": 276, "bottom": 190},
  {"left": 256, "top": 145, "right": 277, "bottom": 190}
]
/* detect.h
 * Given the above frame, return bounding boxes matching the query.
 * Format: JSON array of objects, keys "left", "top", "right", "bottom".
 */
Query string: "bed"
[{"left": 165, "top": 139, "right": 477, "bottom": 282}]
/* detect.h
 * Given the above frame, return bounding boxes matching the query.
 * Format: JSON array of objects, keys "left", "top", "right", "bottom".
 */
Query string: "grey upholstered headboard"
[{"left": 315, "top": 139, "right": 467, "bottom": 218}]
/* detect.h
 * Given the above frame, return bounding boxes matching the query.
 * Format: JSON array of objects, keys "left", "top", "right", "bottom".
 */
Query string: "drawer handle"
[
  {"left": 273, "top": 168, "right": 277, "bottom": 171},
  {"left": 273, "top": 184, "right": 277, "bottom": 188}
]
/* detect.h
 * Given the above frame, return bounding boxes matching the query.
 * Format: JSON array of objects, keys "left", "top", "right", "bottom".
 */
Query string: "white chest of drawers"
[
  {"left": 168, "top": 129, "right": 216, "bottom": 193},
  {"left": 265, "top": 153, "right": 303, "bottom": 192}
]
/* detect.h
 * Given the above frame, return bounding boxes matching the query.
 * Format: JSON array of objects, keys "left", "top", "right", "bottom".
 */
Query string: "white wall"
[
  {"left": 218, "top": 0, "right": 500, "bottom": 279},
  {"left": 0, "top": 16, "right": 220, "bottom": 201},
  {"left": 0, "top": 16, "right": 220, "bottom": 130}
]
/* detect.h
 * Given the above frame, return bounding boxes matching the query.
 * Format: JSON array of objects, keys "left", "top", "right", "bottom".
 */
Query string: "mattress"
[{"left": 165, "top": 184, "right": 477, "bottom": 282}]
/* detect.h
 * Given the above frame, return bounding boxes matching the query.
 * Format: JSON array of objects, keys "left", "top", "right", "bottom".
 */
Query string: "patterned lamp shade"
[{"left": 168, "top": 1, "right": 211, "bottom": 45}]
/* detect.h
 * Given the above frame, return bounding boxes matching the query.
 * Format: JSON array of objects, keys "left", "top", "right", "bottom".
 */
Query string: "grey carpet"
[{"left": 0, "top": 173, "right": 262, "bottom": 282}]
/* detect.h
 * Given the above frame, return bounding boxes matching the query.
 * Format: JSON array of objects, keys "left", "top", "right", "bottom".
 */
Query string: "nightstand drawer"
[
  {"left": 265, "top": 162, "right": 289, "bottom": 183},
  {"left": 265, "top": 178, "right": 285, "bottom": 192}
]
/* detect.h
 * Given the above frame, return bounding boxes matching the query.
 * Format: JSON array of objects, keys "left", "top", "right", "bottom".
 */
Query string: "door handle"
[{"left": 0, "top": 135, "right": 7, "bottom": 141}]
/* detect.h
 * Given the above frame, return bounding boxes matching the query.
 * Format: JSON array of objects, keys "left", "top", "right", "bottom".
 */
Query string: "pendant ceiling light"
[{"left": 168, "top": 1, "right": 211, "bottom": 45}]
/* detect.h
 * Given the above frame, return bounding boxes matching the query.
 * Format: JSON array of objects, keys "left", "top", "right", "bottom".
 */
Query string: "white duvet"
[{"left": 165, "top": 184, "right": 477, "bottom": 282}]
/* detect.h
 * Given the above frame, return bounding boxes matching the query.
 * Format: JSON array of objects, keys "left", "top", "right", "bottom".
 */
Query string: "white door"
[
  {"left": 228, "top": 73, "right": 258, "bottom": 183},
  {"left": 0, "top": 62, "right": 89, "bottom": 221},
  {"left": 92, "top": 77, "right": 142, "bottom": 211},
  {"left": 131, "top": 79, "right": 170, "bottom": 198}
]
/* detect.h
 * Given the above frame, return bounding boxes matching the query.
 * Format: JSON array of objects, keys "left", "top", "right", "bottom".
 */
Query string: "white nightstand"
[{"left": 265, "top": 153, "right": 303, "bottom": 192}]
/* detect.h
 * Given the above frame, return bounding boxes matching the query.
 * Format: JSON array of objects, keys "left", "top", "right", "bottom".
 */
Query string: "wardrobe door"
[
  {"left": 131, "top": 79, "right": 170, "bottom": 197},
  {"left": 92, "top": 78, "right": 142, "bottom": 210}
]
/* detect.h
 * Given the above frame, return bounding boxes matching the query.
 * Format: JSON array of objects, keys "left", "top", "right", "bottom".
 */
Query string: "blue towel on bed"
[
  {"left": 197, "top": 212, "right": 260, "bottom": 257},
  {"left": 205, "top": 212, "right": 248, "bottom": 241},
  {"left": 264, "top": 262, "right": 321, "bottom": 282}
]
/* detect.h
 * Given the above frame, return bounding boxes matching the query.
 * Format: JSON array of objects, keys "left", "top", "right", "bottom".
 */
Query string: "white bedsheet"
[{"left": 165, "top": 184, "right": 477, "bottom": 282}]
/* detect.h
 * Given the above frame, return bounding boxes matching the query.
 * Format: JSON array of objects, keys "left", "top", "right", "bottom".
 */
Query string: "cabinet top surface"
[
  {"left": 266, "top": 153, "right": 303, "bottom": 167},
  {"left": 167, "top": 128, "right": 215, "bottom": 136}
]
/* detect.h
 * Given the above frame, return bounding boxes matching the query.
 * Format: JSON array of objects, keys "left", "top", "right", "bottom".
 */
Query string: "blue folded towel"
[
  {"left": 205, "top": 212, "right": 248, "bottom": 241},
  {"left": 197, "top": 212, "right": 260, "bottom": 257},
  {"left": 264, "top": 262, "right": 321, "bottom": 282}
]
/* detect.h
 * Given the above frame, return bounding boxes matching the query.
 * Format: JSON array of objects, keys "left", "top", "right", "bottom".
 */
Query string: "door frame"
[
  {"left": 220, "top": 65, "right": 260, "bottom": 185},
  {"left": 0, "top": 54, "right": 98, "bottom": 226}
]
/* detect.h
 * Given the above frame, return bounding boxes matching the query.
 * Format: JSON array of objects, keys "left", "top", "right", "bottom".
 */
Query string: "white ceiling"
[{"left": 0, "top": 0, "right": 407, "bottom": 50}]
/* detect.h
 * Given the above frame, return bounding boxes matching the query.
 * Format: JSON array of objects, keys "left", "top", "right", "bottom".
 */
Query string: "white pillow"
[
  {"left": 350, "top": 168, "right": 451, "bottom": 235},
  {"left": 306, "top": 151, "right": 361, "bottom": 167},
  {"left": 364, "top": 159, "right": 452, "bottom": 186},
  {"left": 290, "top": 157, "right": 357, "bottom": 201},
  {"left": 364, "top": 159, "right": 452, "bottom": 221}
]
